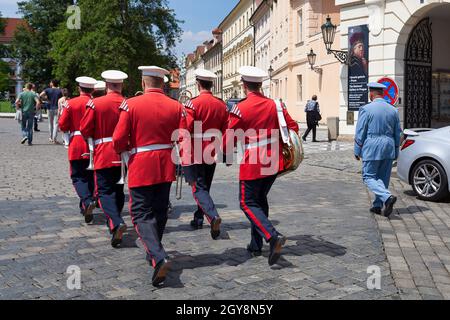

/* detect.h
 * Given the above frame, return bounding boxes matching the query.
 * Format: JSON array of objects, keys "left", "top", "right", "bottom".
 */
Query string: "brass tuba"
[
  {"left": 279, "top": 130, "right": 304, "bottom": 177},
  {"left": 174, "top": 89, "right": 193, "bottom": 200}
]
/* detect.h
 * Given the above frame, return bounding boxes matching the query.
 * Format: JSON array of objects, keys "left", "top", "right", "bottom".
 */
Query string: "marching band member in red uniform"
[
  {"left": 113, "top": 66, "right": 187, "bottom": 287},
  {"left": 80, "top": 70, "right": 128, "bottom": 248},
  {"left": 223, "top": 66, "right": 299, "bottom": 266},
  {"left": 58, "top": 77, "right": 97, "bottom": 223},
  {"left": 183, "top": 69, "right": 229, "bottom": 239}
]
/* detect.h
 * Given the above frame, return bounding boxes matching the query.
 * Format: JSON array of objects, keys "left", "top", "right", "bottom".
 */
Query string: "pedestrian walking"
[
  {"left": 222, "top": 66, "right": 299, "bottom": 266},
  {"left": 58, "top": 77, "right": 97, "bottom": 222},
  {"left": 182, "top": 69, "right": 228, "bottom": 238},
  {"left": 40, "top": 79, "right": 63, "bottom": 144},
  {"left": 80, "top": 71, "right": 128, "bottom": 248},
  {"left": 354, "top": 82, "right": 402, "bottom": 218},
  {"left": 113, "top": 66, "right": 187, "bottom": 287},
  {"left": 31, "top": 84, "right": 41, "bottom": 132},
  {"left": 15, "top": 83, "right": 41, "bottom": 146},
  {"left": 302, "top": 95, "right": 321, "bottom": 142}
]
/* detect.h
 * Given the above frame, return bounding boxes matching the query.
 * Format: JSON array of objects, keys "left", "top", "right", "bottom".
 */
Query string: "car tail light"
[{"left": 401, "top": 139, "right": 415, "bottom": 151}]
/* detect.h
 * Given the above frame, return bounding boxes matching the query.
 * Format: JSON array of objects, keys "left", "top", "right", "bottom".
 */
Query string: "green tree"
[
  {"left": 0, "top": 11, "right": 11, "bottom": 93},
  {"left": 49, "top": 0, "right": 182, "bottom": 95},
  {"left": 12, "top": 1, "right": 73, "bottom": 85}
]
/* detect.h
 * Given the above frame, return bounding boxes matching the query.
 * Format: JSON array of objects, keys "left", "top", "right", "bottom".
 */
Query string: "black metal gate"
[{"left": 405, "top": 18, "right": 433, "bottom": 128}]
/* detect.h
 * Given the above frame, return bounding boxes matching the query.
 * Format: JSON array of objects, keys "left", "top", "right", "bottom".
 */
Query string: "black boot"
[
  {"left": 111, "top": 223, "right": 127, "bottom": 248},
  {"left": 152, "top": 259, "right": 171, "bottom": 287},
  {"left": 383, "top": 196, "right": 397, "bottom": 218},
  {"left": 268, "top": 235, "right": 286, "bottom": 266}
]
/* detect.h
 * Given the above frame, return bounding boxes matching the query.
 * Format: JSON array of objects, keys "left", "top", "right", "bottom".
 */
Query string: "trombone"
[{"left": 174, "top": 89, "right": 193, "bottom": 200}]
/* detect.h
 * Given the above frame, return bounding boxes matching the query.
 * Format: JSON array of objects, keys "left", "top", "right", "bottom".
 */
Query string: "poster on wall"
[{"left": 348, "top": 25, "right": 369, "bottom": 111}]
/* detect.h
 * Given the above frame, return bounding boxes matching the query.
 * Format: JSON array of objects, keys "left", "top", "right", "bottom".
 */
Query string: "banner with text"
[{"left": 348, "top": 25, "right": 369, "bottom": 111}]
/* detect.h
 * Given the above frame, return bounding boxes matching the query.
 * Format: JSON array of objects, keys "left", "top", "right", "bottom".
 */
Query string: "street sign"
[{"left": 378, "top": 77, "right": 399, "bottom": 105}]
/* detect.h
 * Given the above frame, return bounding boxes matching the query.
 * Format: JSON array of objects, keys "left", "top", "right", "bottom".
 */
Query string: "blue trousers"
[
  {"left": 21, "top": 112, "right": 34, "bottom": 144},
  {"left": 187, "top": 164, "right": 219, "bottom": 224},
  {"left": 129, "top": 183, "right": 171, "bottom": 267},
  {"left": 70, "top": 160, "right": 95, "bottom": 213},
  {"left": 362, "top": 160, "right": 394, "bottom": 209},
  {"left": 95, "top": 167, "right": 125, "bottom": 233},
  {"left": 239, "top": 176, "right": 278, "bottom": 251}
]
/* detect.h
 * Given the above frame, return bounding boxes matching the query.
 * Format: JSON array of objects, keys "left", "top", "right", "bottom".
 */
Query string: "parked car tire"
[{"left": 411, "top": 159, "right": 449, "bottom": 202}]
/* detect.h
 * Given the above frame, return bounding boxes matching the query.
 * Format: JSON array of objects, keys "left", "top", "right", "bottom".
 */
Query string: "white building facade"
[{"left": 337, "top": 0, "right": 450, "bottom": 135}]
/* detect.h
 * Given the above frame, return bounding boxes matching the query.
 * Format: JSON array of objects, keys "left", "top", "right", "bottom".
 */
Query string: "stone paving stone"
[{"left": 0, "top": 119, "right": 398, "bottom": 300}]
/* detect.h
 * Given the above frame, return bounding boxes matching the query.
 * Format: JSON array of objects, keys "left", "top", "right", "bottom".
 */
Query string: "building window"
[
  {"left": 297, "top": 10, "right": 303, "bottom": 43},
  {"left": 297, "top": 75, "right": 303, "bottom": 102}
]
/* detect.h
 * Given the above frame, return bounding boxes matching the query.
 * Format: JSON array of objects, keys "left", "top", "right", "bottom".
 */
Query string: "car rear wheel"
[{"left": 411, "top": 159, "right": 449, "bottom": 202}]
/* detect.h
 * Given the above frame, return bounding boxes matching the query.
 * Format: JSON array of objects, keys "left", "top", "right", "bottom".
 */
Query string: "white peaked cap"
[
  {"left": 138, "top": 66, "right": 170, "bottom": 79},
  {"left": 94, "top": 81, "right": 106, "bottom": 90},
  {"left": 238, "top": 66, "right": 267, "bottom": 83},
  {"left": 101, "top": 70, "right": 128, "bottom": 83},
  {"left": 195, "top": 69, "right": 218, "bottom": 82},
  {"left": 164, "top": 76, "right": 169, "bottom": 83},
  {"left": 76, "top": 76, "right": 97, "bottom": 88}
]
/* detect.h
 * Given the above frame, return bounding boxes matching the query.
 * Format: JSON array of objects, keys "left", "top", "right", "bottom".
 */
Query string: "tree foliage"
[
  {"left": 48, "top": 0, "right": 182, "bottom": 95},
  {"left": 0, "top": 11, "right": 11, "bottom": 93},
  {"left": 12, "top": 1, "right": 73, "bottom": 85}
]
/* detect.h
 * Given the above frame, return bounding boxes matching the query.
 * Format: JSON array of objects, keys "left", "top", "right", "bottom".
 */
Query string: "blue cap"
[{"left": 367, "top": 82, "right": 387, "bottom": 90}]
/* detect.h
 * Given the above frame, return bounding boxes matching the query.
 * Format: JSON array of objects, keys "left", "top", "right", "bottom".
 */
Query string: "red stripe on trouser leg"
[
  {"left": 128, "top": 192, "right": 156, "bottom": 268},
  {"left": 94, "top": 171, "right": 114, "bottom": 232},
  {"left": 191, "top": 184, "right": 212, "bottom": 224},
  {"left": 240, "top": 182, "right": 271, "bottom": 241}
]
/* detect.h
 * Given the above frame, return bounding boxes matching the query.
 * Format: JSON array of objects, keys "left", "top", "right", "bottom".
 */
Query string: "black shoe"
[
  {"left": 34, "top": 129, "right": 40, "bottom": 132},
  {"left": 210, "top": 217, "right": 222, "bottom": 240},
  {"left": 247, "top": 245, "right": 262, "bottom": 257},
  {"left": 383, "top": 196, "right": 397, "bottom": 218},
  {"left": 312, "top": 140, "right": 319, "bottom": 143},
  {"left": 190, "top": 218, "right": 203, "bottom": 230},
  {"left": 111, "top": 223, "right": 127, "bottom": 248},
  {"left": 21, "top": 137, "right": 28, "bottom": 144},
  {"left": 83, "top": 201, "right": 96, "bottom": 224},
  {"left": 370, "top": 207, "right": 382, "bottom": 215},
  {"left": 302, "top": 136, "right": 307, "bottom": 142},
  {"left": 268, "top": 235, "right": 287, "bottom": 266},
  {"left": 152, "top": 259, "right": 171, "bottom": 287}
]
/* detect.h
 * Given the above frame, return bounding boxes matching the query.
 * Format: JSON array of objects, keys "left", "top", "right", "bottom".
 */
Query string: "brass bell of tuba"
[{"left": 279, "top": 130, "right": 305, "bottom": 177}]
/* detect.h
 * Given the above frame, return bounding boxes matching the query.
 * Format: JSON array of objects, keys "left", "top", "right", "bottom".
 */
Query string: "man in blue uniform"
[{"left": 354, "top": 82, "right": 402, "bottom": 218}]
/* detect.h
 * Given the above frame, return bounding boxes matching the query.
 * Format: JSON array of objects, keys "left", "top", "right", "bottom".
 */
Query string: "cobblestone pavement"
[{"left": 1, "top": 118, "right": 398, "bottom": 300}]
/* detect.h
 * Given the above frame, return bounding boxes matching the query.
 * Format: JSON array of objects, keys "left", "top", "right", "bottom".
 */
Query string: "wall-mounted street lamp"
[
  {"left": 321, "top": 16, "right": 350, "bottom": 65},
  {"left": 307, "top": 49, "right": 323, "bottom": 74},
  {"left": 268, "top": 65, "right": 274, "bottom": 81}
]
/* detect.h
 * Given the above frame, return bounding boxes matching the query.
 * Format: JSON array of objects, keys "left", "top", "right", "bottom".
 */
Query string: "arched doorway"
[{"left": 404, "top": 18, "right": 433, "bottom": 129}]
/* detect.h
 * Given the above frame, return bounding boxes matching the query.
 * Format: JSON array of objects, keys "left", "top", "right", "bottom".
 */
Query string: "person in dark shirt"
[{"left": 40, "top": 79, "right": 63, "bottom": 144}]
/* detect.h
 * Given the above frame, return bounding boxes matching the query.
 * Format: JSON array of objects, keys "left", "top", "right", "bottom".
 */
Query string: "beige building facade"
[
  {"left": 202, "top": 29, "right": 224, "bottom": 98},
  {"left": 266, "top": 0, "right": 341, "bottom": 123},
  {"left": 220, "top": 0, "right": 257, "bottom": 100}
]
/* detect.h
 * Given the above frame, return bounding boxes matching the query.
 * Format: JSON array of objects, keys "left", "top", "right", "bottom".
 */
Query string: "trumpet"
[
  {"left": 86, "top": 137, "right": 95, "bottom": 171},
  {"left": 117, "top": 152, "right": 129, "bottom": 185},
  {"left": 173, "top": 89, "right": 193, "bottom": 200}
]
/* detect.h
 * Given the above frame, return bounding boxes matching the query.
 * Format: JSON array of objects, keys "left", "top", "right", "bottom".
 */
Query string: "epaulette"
[
  {"left": 86, "top": 99, "right": 95, "bottom": 110},
  {"left": 62, "top": 100, "right": 70, "bottom": 109},
  {"left": 119, "top": 100, "right": 129, "bottom": 112},
  {"left": 230, "top": 104, "right": 242, "bottom": 118},
  {"left": 183, "top": 99, "right": 195, "bottom": 110}
]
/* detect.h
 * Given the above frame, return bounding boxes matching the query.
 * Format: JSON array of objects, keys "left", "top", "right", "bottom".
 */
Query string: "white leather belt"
[
  {"left": 193, "top": 133, "right": 219, "bottom": 140},
  {"left": 70, "top": 131, "right": 82, "bottom": 138},
  {"left": 94, "top": 137, "right": 113, "bottom": 146},
  {"left": 130, "top": 144, "right": 173, "bottom": 155},
  {"left": 245, "top": 137, "right": 278, "bottom": 150}
]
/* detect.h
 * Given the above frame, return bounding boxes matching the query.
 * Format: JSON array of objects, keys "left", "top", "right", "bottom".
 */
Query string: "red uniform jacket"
[
  {"left": 184, "top": 90, "right": 229, "bottom": 165},
  {"left": 58, "top": 93, "right": 91, "bottom": 161},
  {"left": 79, "top": 92, "right": 124, "bottom": 170},
  {"left": 223, "top": 92, "right": 299, "bottom": 181},
  {"left": 113, "top": 88, "right": 187, "bottom": 189}
]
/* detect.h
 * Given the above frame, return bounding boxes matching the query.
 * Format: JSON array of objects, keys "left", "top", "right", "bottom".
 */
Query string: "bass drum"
[{"left": 279, "top": 130, "right": 304, "bottom": 177}]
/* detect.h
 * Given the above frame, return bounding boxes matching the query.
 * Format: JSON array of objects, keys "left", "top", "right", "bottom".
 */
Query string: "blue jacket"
[{"left": 354, "top": 98, "right": 402, "bottom": 161}]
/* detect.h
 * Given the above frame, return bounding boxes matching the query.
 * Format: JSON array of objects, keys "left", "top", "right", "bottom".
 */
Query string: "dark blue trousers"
[
  {"left": 95, "top": 167, "right": 125, "bottom": 233},
  {"left": 187, "top": 164, "right": 219, "bottom": 224},
  {"left": 70, "top": 160, "right": 95, "bottom": 213},
  {"left": 129, "top": 183, "right": 171, "bottom": 267},
  {"left": 239, "top": 175, "right": 278, "bottom": 251}
]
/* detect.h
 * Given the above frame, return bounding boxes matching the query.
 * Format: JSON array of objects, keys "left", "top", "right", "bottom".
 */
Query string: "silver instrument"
[
  {"left": 174, "top": 89, "right": 193, "bottom": 200},
  {"left": 63, "top": 132, "right": 70, "bottom": 148},
  {"left": 86, "top": 137, "right": 95, "bottom": 171},
  {"left": 117, "top": 152, "right": 129, "bottom": 185}
]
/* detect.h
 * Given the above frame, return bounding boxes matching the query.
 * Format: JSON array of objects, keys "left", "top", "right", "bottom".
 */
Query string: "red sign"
[{"left": 378, "top": 77, "right": 399, "bottom": 105}]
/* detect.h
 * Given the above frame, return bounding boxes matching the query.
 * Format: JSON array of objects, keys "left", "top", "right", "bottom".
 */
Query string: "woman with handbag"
[{"left": 302, "top": 95, "right": 321, "bottom": 142}]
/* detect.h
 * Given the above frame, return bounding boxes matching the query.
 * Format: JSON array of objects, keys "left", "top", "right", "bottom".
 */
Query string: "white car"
[{"left": 397, "top": 127, "right": 450, "bottom": 202}]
